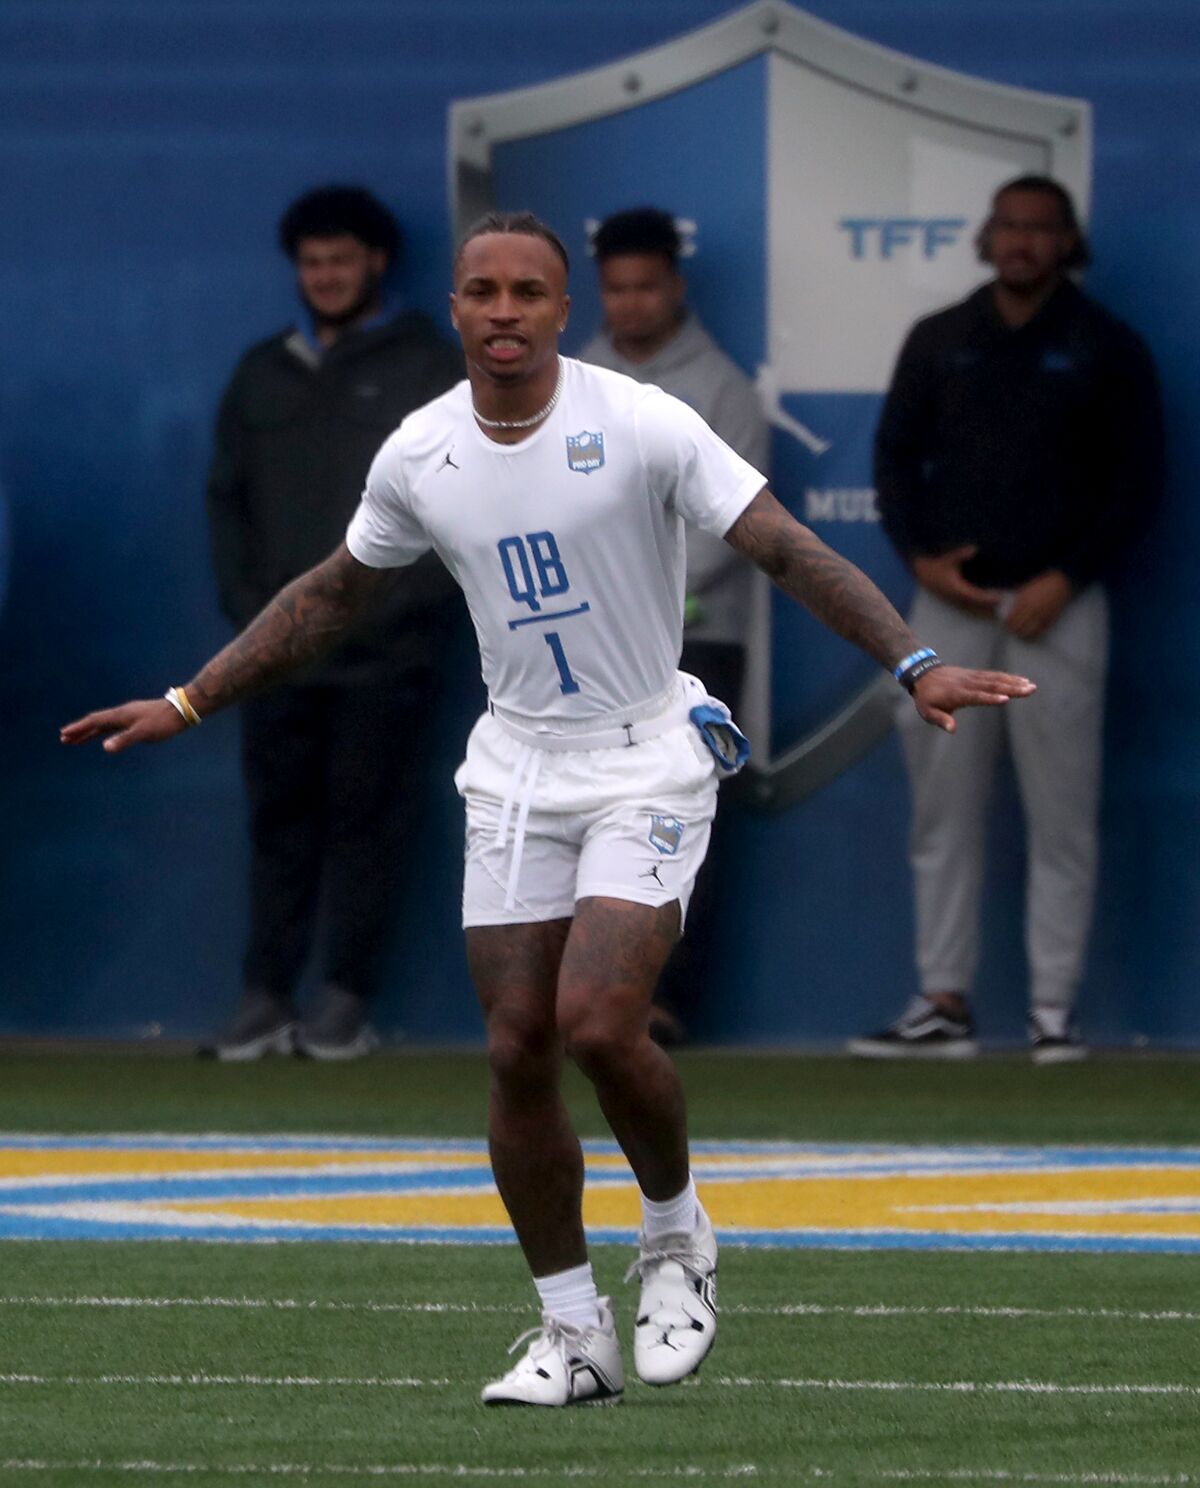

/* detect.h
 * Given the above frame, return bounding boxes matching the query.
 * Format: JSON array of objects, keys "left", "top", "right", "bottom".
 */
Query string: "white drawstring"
[
  {"left": 495, "top": 743, "right": 532, "bottom": 851},
  {"left": 494, "top": 744, "right": 543, "bottom": 912},
  {"left": 505, "top": 751, "right": 542, "bottom": 910}
]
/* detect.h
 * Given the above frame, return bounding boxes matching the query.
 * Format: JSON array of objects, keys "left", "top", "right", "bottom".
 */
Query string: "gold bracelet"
[{"left": 164, "top": 686, "right": 202, "bottom": 726}]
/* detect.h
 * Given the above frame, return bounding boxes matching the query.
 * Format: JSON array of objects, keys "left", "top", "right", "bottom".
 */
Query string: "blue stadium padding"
[{"left": 0, "top": 1, "right": 1196, "bottom": 1045}]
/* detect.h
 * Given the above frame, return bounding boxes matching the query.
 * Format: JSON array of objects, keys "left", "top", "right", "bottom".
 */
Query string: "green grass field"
[{"left": 0, "top": 1050, "right": 1197, "bottom": 1486}]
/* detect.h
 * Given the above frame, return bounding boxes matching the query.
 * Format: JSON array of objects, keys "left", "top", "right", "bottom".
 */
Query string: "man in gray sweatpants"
[{"left": 851, "top": 175, "right": 1164, "bottom": 1063}]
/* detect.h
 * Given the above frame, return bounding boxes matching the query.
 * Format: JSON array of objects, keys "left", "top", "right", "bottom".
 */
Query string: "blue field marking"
[
  {"left": 1, "top": 1137, "right": 1198, "bottom": 1251},
  {"left": 0, "top": 1168, "right": 503, "bottom": 1206},
  {"left": 0, "top": 1134, "right": 488, "bottom": 1152}
]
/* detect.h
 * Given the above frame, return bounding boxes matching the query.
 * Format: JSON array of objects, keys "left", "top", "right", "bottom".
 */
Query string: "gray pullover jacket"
[{"left": 580, "top": 313, "right": 769, "bottom": 646}]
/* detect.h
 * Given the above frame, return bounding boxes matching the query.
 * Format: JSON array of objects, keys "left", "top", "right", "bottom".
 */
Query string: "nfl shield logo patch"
[
  {"left": 648, "top": 815, "right": 685, "bottom": 856},
  {"left": 566, "top": 430, "right": 604, "bottom": 474}
]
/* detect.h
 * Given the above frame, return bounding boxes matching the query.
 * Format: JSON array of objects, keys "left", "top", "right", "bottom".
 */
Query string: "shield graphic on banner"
[{"left": 449, "top": 1, "right": 1090, "bottom": 811}]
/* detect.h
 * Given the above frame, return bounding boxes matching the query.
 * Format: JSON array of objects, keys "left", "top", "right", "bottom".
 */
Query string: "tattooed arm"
[
  {"left": 61, "top": 544, "right": 388, "bottom": 753},
  {"left": 726, "top": 489, "right": 915, "bottom": 668},
  {"left": 187, "top": 543, "right": 384, "bottom": 712},
  {"left": 725, "top": 490, "right": 1036, "bottom": 731}
]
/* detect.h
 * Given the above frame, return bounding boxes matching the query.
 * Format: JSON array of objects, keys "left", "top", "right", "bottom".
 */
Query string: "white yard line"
[
  {"left": 715, "top": 1377, "right": 1200, "bottom": 1397},
  {"left": 2, "top": 1371, "right": 1197, "bottom": 1397},
  {"left": 0, "top": 1372, "right": 448, "bottom": 1388},
  {"left": 757, "top": 1302, "right": 1200, "bottom": 1322},
  {"left": 2, "top": 1295, "right": 1197, "bottom": 1323},
  {"left": 0, "top": 1463, "right": 761, "bottom": 1480},
  {"left": 0, "top": 1294, "right": 521, "bottom": 1313},
  {"left": 882, "top": 1475, "right": 1196, "bottom": 1485}
]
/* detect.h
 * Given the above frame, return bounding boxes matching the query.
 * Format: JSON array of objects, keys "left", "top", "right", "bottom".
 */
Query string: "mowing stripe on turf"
[
  {"left": 2, "top": 1294, "right": 1198, "bottom": 1323},
  {"left": 0, "top": 1466, "right": 1194, "bottom": 1484},
  {"left": 2, "top": 1372, "right": 1198, "bottom": 1395}
]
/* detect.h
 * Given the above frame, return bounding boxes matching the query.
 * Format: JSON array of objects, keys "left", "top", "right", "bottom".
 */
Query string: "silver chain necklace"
[{"left": 472, "top": 360, "right": 564, "bottom": 430}]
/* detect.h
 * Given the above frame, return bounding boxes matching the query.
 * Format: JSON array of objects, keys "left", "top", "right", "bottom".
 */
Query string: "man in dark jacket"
[
  {"left": 204, "top": 186, "right": 462, "bottom": 1060},
  {"left": 851, "top": 175, "right": 1164, "bottom": 1064}
]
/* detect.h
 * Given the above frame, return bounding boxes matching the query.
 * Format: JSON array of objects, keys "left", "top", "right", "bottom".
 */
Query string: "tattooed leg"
[
  {"left": 467, "top": 919, "right": 587, "bottom": 1277},
  {"left": 557, "top": 896, "right": 689, "bottom": 1202}
]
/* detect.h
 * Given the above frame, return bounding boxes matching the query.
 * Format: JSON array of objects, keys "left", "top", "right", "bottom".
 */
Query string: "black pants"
[
  {"left": 656, "top": 640, "right": 747, "bottom": 1022},
  {"left": 239, "top": 668, "right": 439, "bottom": 1002}
]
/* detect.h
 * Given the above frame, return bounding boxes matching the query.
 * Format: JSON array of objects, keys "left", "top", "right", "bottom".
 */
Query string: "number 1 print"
[{"left": 543, "top": 631, "right": 580, "bottom": 695}]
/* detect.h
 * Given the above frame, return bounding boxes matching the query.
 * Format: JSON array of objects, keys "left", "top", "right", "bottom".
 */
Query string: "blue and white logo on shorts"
[
  {"left": 566, "top": 431, "right": 604, "bottom": 474},
  {"left": 648, "top": 815, "right": 685, "bottom": 856}
]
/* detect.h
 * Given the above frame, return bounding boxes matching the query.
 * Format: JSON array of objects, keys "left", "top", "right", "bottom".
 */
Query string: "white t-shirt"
[{"left": 346, "top": 357, "right": 765, "bottom": 723}]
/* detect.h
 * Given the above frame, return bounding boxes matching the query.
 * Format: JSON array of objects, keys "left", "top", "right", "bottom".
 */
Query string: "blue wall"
[{"left": 0, "top": 1, "right": 1197, "bottom": 1045}]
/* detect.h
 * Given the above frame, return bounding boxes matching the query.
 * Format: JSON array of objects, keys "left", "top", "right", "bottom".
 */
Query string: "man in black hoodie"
[
  {"left": 204, "top": 186, "right": 462, "bottom": 1060},
  {"left": 851, "top": 175, "right": 1164, "bottom": 1065}
]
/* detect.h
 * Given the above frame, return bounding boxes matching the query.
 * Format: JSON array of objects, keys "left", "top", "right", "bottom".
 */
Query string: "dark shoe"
[
  {"left": 1028, "top": 1007, "right": 1087, "bottom": 1065},
  {"left": 296, "top": 986, "right": 380, "bottom": 1061},
  {"left": 847, "top": 994, "right": 979, "bottom": 1060},
  {"left": 197, "top": 989, "right": 296, "bottom": 1062}
]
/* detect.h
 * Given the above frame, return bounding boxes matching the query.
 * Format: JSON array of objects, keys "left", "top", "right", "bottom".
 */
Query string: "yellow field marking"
[
  {"left": 696, "top": 1168, "right": 1200, "bottom": 1236},
  {"left": 159, "top": 1165, "right": 1200, "bottom": 1238},
  {"left": 6, "top": 1141, "right": 1198, "bottom": 1249},
  {"left": 161, "top": 1185, "right": 646, "bottom": 1230}
]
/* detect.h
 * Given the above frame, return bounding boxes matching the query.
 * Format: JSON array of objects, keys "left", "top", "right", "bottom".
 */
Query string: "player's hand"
[
  {"left": 912, "top": 546, "right": 1004, "bottom": 616},
  {"left": 910, "top": 666, "right": 1036, "bottom": 734},
  {"left": 1003, "top": 569, "right": 1073, "bottom": 641},
  {"left": 60, "top": 698, "right": 190, "bottom": 754}
]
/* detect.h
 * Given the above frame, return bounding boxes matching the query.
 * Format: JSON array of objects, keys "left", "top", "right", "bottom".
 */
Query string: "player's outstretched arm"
[
  {"left": 61, "top": 543, "right": 387, "bottom": 754},
  {"left": 726, "top": 489, "right": 915, "bottom": 666},
  {"left": 725, "top": 489, "right": 1035, "bottom": 733}
]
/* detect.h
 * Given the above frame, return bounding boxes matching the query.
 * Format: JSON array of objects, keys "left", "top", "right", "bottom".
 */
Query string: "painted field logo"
[
  {"left": 566, "top": 431, "right": 604, "bottom": 474},
  {"left": 1, "top": 1137, "right": 1197, "bottom": 1252}
]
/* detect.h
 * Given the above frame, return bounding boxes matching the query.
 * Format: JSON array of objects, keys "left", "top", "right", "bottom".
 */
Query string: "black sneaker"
[
  {"left": 197, "top": 989, "right": 296, "bottom": 1062},
  {"left": 1028, "top": 1008, "right": 1087, "bottom": 1065},
  {"left": 295, "top": 986, "right": 380, "bottom": 1062},
  {"left": 847, "top": 995, "right": 979, "bottom": 1060}
]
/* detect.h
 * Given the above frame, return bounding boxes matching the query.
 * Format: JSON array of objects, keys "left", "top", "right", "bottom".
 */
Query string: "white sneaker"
[
  {"left": 1028, "top": 1007, "right": 1088, "bottom": 1065},
  {"left": 627, "top": 1207, "right": 718, "bottom": 1386},
  {"left": 480, "top": 1298, "right": 624, "bottom": 1407}
]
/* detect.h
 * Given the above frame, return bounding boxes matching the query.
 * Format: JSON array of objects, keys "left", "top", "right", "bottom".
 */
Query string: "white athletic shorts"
[{"left": 455, "top": 676, "right": 722, "bottom": 928}]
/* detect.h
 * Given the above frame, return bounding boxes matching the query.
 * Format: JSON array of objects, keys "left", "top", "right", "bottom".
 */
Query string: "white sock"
[
  {"left": 641, "top": 1175, "right": 698, "bottom": 1242},
  {"left": 534, "top": 1261, "right": 601, "bottom": 1331}
]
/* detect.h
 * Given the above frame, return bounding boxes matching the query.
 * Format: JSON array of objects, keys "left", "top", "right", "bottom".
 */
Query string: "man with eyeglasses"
[{"left": 852, "top": 175, "right": 1164, "bottom": 1065}]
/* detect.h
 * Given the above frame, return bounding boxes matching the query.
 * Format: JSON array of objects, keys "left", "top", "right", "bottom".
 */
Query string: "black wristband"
[{"left": 900, "top": 655, "right": 944, "bottom": 694}]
